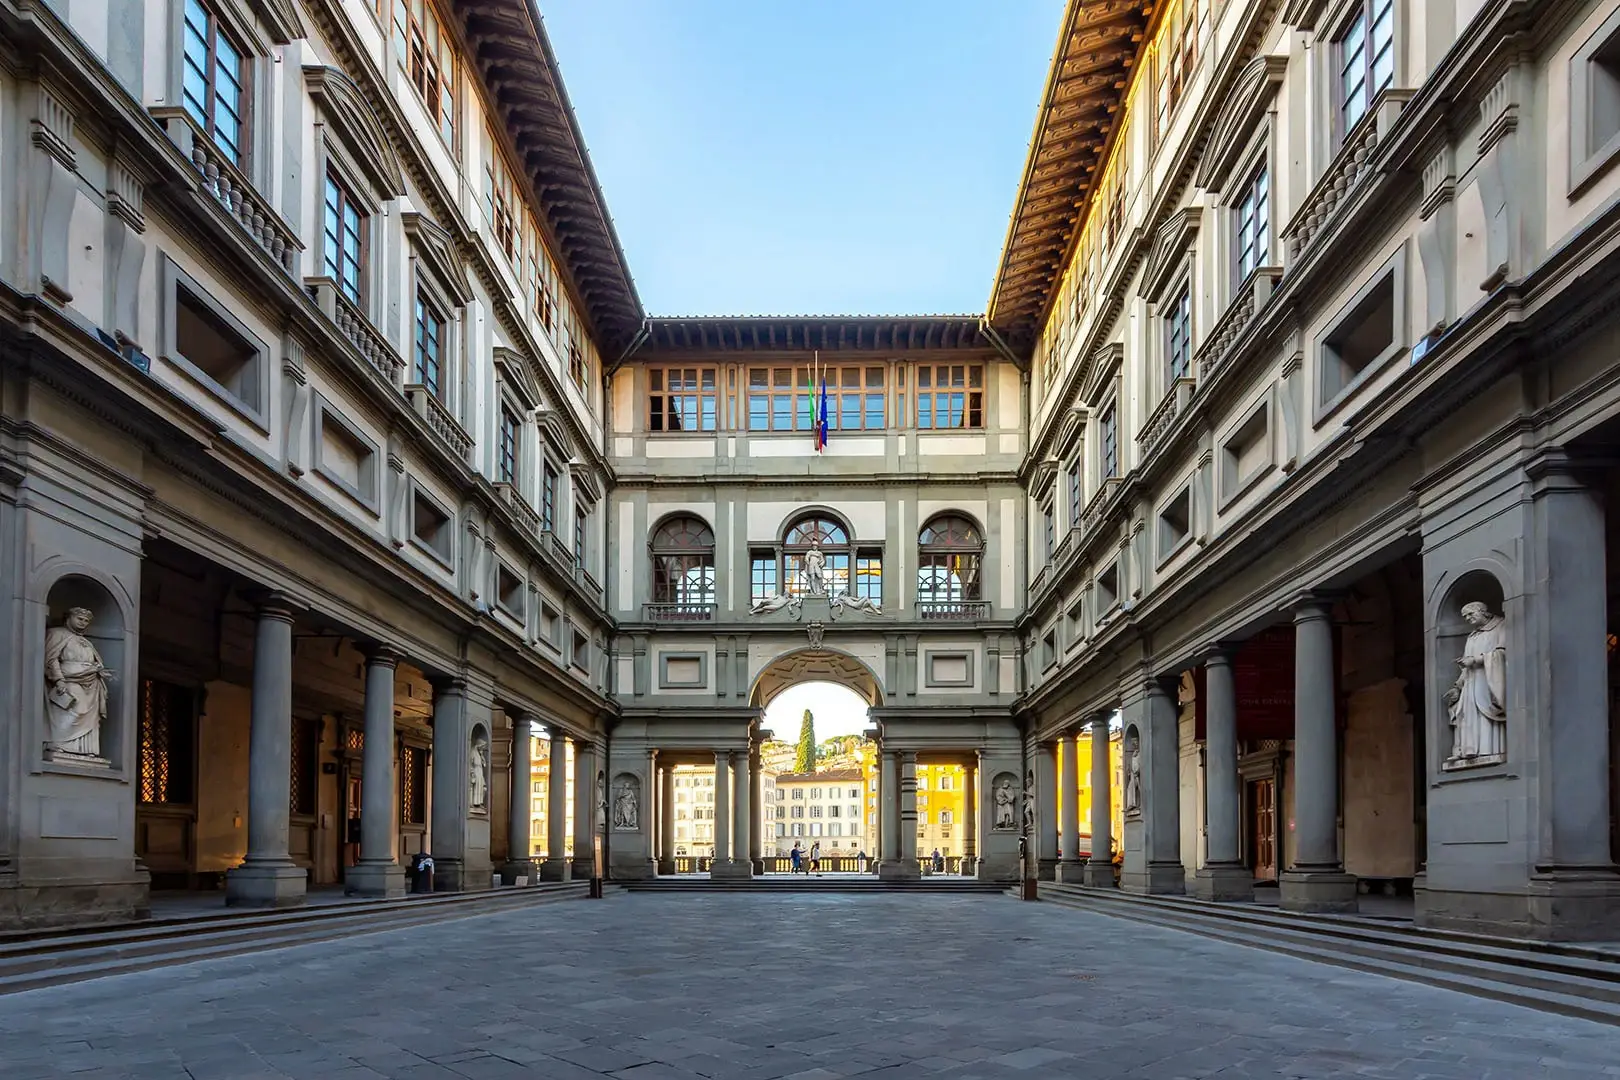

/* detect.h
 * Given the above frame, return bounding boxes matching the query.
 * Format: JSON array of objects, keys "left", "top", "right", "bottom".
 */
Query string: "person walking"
[
  {"left": 790, "top": 842, "right": 803, "bottom": 874},
  {"left": 809, "top": 841, "right": 821, "bottom": 876},
  {"left": 932, "top": 848, "right": 945, "bottom": 874}
]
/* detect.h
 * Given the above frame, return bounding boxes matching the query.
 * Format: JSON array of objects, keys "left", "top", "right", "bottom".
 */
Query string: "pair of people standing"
[{"left": 788, "top": 841, "right": 822, "bottom": 874}]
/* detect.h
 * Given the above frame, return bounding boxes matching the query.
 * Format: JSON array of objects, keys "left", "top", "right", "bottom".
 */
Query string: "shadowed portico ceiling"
[
  {"left": 986, "top": 0, "right": 1154, "bottom": 351},
  {"left": 752, "top": 650, "right": 882, "bottom": 709},
  {"left": 635, "top": 315, "right": 992, "bottom": 357},
  {"left": 452, "top": 0, "right": 644, "bottom": 355}
]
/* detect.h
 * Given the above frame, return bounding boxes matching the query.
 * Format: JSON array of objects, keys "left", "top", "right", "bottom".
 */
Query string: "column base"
[
  {"left": 500, "top": 860, "right": 534, "bottom": 887},
  {"left": 656, "top": 856, "right": 676, "bottom": 875},
  {"left": 1280, "top": 869, "right": 1359, "bottom": 913},
  {"left": 1193, "top": 863, "right": 1255, "bottom": 902},
  {"left": 1082, "top": 858, "right": 1117, "bottom": 889},
  {"left": 709, "top": 860, "right": 752, "bottom": 880},
  {"left": 571, "top": 857, "right": 595, "bottom": 880},
  {"left": 1121, "top": 861, "right": 1185, "bottom": 896},
  {"left": 1037, "top": 857, "right": 1059, "bottom": 881},
  {"left": 1056, "top": 858, "right": 1086, "bottom": 884},
  {"left": 538, "top": 858, "right": 571, "bottom": 882},
  {"left": 225, "top": 862, "right": 306, "bottom": 909},
  {"left": 346, "top": 862, "right": 407, "bottom": 898},
  {"left": 878, "top": 859, "right": 921, "bottom": 880},
  {"left": 751, "top": 857, "right": 765, "bottom": 875}
]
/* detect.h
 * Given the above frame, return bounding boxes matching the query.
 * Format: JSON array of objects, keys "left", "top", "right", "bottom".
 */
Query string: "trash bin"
[{"left": 411, "top": 853, "right": 435, "bottom": 894}]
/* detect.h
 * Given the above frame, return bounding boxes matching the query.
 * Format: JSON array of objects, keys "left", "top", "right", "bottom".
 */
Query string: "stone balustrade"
[
  {"left": 1139, "top": 377, "right": 1197, "bottom": 455},
  {"left": 405, "top": 385, "right": 473, "bottom": 465},
  {"left": 305, "top": 278, "right": 405, "bottom": 386},
  {"left": 1198, "top": 267, "right": 1283, "bottom": 380},
  {"left": 1282, "top": 90, "right": 1414, "bottom": 263}
]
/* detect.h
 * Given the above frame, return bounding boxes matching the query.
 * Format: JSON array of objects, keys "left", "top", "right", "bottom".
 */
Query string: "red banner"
[{"left": 1194, "top": 625, "right": 1297, "bottom": 741}]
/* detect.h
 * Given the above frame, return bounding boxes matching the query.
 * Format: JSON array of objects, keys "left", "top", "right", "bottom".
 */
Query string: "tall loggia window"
[
  {"left": 783, "top": 514, "right": 852, "bottom": 598},
  {"left": 917, "top": 515, "right": 983, "bottom": 608},
  {"left": 1235, "top": 165, "right": 1270, "bottom": 282},
  {"left": 182, "top": 0, "right": 247, "bottom": 168},
  {"left": 497, "top": 405, "right": 519, "bottom": 485},
  {"left": 1100, "top": 404, "right": 1119, "bottom": 479},
  {"left": 323, "top": 173, "right": 365, "bottom": 304},
  {"left": 387, "top": 0, "right": 457, "bottom": 146},
  {"left": 1336, "top": 0, "right": 1394, "bottom": 136},
  {"left": 916, "top": 364, "right": 984, "bottom": 429},
  {"left": 1165, "top": 288, "right": 1191, "bottom": 386},
  {"left": 541, "top": 462, "right": 557, "bottom": 532},
  {"left": 1067, "top": 463, "right": 1082, "bottom": 528},
  {"left": 650, "top": 516, "right": 716, "bottom": 610},
  {"left": 574, "top": 508, "right": 587, "bottom": 572},
  {"left": 413, "top": 293, "right": 445, "bottom": 396}
]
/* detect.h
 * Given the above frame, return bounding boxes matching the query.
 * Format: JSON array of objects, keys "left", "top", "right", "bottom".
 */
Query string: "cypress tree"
[{"left": 795, "top": 708, "right": 817, "bottom": 772}]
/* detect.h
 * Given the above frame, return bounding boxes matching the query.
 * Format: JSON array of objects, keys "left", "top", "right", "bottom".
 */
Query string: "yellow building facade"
[{"left": 1057, "top": 732, "right": 1126, "bottom": 862}]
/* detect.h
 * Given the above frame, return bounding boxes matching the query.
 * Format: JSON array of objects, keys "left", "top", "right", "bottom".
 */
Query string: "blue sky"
[{"left": 540, "top": 1, "right": 1064, "bottom": 316}]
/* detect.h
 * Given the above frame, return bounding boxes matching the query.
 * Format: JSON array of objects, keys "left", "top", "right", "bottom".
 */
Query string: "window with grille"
[
  {"left": 1337, "top": 0, "right": 1394, "bottom": 136},
  {"left": 498, "top": 405, "right": 519, "bottom": 484},
  {"left": 574, "top": 508, "right": 587, "bottom": 572},
  {"left": 323, "top": 173, "right": 364, "bottom": 304},
  {"left": 1042, "top": 501, "right": 1056, "bottom": 561},
  {"left": 414, "top": 294, "right": 445, "bottom": 397},
  {"left": 483, "top": 131, "right": 521, "bottom": 260},
  {"left": 1068, "top": 463, "right": 1082, "bottom": 527},
  {"left": 1235, "top": 165, "right": 1270, "bottom": 283},
  {"left": 651, "top": 516, "right": 716, "bottom": 606},
  {"left": 1101, "top": 404, "right": 1119, "bottom": 479},
  {"left": 290, "top": 717, "right": 318, "bottom": 816},
  {"left": 541, "top": 463, "right": 557, "bottom": 532},
  {"left": 182, "top": 0, "right": 247, "bottom": 168},
  {"left": 747, "top": 365, "right": 886, "bottom": 431},
  {"left": 386, "top": 0, "right": 456, "bottom": 145},
  {"left": 403, "top": 746, "right": 428, "bottom": 824},
  {"left": 1165, "top": 287, "right": 1192, "bottom": 386},
  {"left": 915, "top": 364, "right": 983, "bottom": 429},
  {"left": 917, "top": 515, "right": 983, "bottom": 604},
  {"left": 649, "top": 367, "right": 717, "bottom": 432},
  {"left": 854, "top": 550, "right": 882, "bottom": 606},
  {"left": 750, "top": 549, "right": 778, "bottom": 603},
  {"left": 138, "top": 679, "right": 197, "bottom": 806}
]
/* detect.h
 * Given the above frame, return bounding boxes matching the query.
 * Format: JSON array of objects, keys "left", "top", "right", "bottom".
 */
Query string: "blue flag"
[{"left": 817, "top": 377, "right": 829, "bottom": 451}]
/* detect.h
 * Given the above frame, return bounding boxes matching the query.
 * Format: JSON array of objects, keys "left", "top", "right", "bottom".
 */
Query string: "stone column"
[
  {"left": 1083, "top": 714, "right": 1116, "bottom": 887},
  {"left": 1058, "top": 732, "right": 1084, "bottom": 883},
  {"left": 962, "top": 765, "right": 977, "bottom": 876},
  {"left": 1281, "top": 600, "right": 1356, "bottom": 912},
  {"left": 1144, "top": 677, "right": 1186, "bottom": 892},
  {"left": 1035, "top": 740, "right": 1058, "bottom": 879},
  {"left": 571, "top": 741, "right": 596, "bottom": 879},
  {"left": 898, "top": 751, "right": 920, "bottom": 872},
  {"left": 749, "top": 744, "right": 764, "bottom": 873},
  {"left": 709, "top": 751, "right": 731, "bottom": 878},
  {"left": 226, "top": 593, "right": 306, "bottom": 908},
  {"left": 502, "top": 714, "right": 534, "bottom": 885},
  {"left": 658, "top": 764, "right": 676, "bottom": 874},
  {"left": 715, "top": 752, "right": 751, "bottom": 879},
  {"left": 1196, "top": 651, "right": 1251, "bottom": 901},
  {"left": 347, "top": 644, "right": 406, "bottom": 898},
  {"left": 878, "top": 748, "right": 901, "bottom": 875},
  {"left": 540, "top": 730, "right": 570, "bottom": 881},
  {"left": 427, "top": 676, "right": 470, "bottom": 890}
]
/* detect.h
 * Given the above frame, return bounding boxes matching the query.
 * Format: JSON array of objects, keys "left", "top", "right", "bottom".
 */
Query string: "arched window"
[
  {"left": 650, "top": 516, "right": 715, "bottom": 614},
  {"left": 917, "top": 515, "right": 983, "bottom": 612},
  {"left": 783, "top": 514, "right": 850, "bottom": 598}
]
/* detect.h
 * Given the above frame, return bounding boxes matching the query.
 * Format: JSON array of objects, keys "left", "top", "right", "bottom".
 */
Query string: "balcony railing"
[
  {"left": 1282, "top": 90, "right": 1413, "bottom": 263},
  {"left": 543, "top": 529, "right": 573, "bottom": 569},
  {"left": 1198, "top": 267, "right": 1283, "bottom": 381},
  {"left": 153, "top": 108, "right": 300, "bottom": 279},
  {"left": 1082, "top": 477, "right": 1123, "bottom": 534},
  {"left": 644, "top": 602, "right": 717, "bottom": 622},
  {"left": 577, "top": 566, "right": 604, "bottom": 604},
  {"left": 493, "top": 482, "right": 539, "bottom": 536},
  {"left": 405, "top": 384, "right": 473, "bottom": 465},
  {"left": 917, "top": 599, "right": 991, "bottom": 621},
  {"left": 1139, "top": 377, "right": 1197, "bottom": 454},
  {"left": 306, "top": 278, "right": 404, "bottom": 386}
]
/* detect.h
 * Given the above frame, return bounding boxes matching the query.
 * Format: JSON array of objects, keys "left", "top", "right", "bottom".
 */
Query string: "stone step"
[
  {"left": 1038, "top": 884, "right": 1620, "bottom": 1026},
  {"left": 621, "top": 878, "right": 1009, "bottom": 894},
  {"left": 0, "top": 883, "right": 589, "bottom": 995}
]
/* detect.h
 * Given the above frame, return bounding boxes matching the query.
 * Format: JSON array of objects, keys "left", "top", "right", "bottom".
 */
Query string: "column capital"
[
  {"left": 1285, "top": 592, "right": 1342, "bottom": 621},
  {"left": 360, "top": 642, "right": 407, "bottom": 668},
  {"left": 1195, "top": 642, "right": 1239, "bottom": 666},
  {"left": 427, "top": 674, "right": 468, "bottom": 696},
  {"left": 1088, "top": 712, "right": 1112, "bottom": 734},
  {"left": 244, "top": 588, "right": 302, "bottom": 622}
]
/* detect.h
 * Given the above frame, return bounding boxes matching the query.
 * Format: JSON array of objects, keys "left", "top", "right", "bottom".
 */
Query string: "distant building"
[{"left": 769, "top": 770, "right": 867, "bottom": 856}]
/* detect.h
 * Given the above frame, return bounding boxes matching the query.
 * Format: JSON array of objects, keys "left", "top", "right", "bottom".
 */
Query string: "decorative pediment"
[
  {"left": 403, "top": 212, "right": 474, "bottom": 305},
  {"left": 536, "top": 409, "right": 576, "bottom": 460},
  {"left": 1053, "top": 406, "right": 1087, "bottom": 461},
  {"left": 1197, "top": 56, "right": 1288, "bottom": 192},
  {"left": 493, "top": 347, "right": 542, "bottom": 410},
  {"left": 1030, "top": 458, "right": 1061, "bottom": 501},
  {"left": 569, "top": 462, "right": 602, "bottom": 505},
  {"left": 252, "top": 0, "right": 304, "bottom": 43},
  {"left": 303, "top": 65, "right": 405, "bottom": 198},
  {"left": 1281, "top": 0, "right": 1330, "bottom": 31},
  {"left": 1080, "top": 342, "right": 1124, "bottom": 408},
  {"left": 1141, "top": 208, "right": 1202, "bottom": 303}
]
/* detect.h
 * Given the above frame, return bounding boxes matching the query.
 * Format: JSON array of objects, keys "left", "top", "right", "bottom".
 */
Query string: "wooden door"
[
  {"left": 343, "top": 774, "right": 363, "bottom": 871},
  {"left": 1249, "top": 778, "right": 1278, "bottom": 883}
]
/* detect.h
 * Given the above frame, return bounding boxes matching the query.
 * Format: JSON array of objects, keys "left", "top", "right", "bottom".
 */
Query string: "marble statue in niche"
[
  {"left": 612, "top": 776, "right": 639, "bottom": 830},
  {"left": 44, "top": 606, "right": 112, "bottom": 760},
  {"left": 1444, "top": 601, "right": 1507, "bottom": 766},
  {"left": 802, "top": 542, "right": 827, "bottom": 597},
  {"left": 597, "top": 769, "right": 608, "bottom": 830},
  {"left": 993, "top": 775, "right": 1017, "bottom": 830},
  {"left": 469, "top": 733, "right": 489, "bottom": 809},
  {"left": 1021, "top": 768, "right": 1035, "bottom": 835},
  {"left": 1123, "top": 731, "right": 1142, "bottom": 815}
]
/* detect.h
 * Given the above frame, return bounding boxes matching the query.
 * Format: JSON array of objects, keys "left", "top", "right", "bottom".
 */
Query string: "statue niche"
[
  {"left": 991, "top": 771, "right": 1018, "bottom": 831},
  {"left": 1442, "top": 599, "right": 1508, "bottom": 768},
  {"left": 612, "top": 772, "right": 640, "bottom": 831},
  {"left": 42, "top": 577, "right": 124, "bottom": 768},
  {"left": 469, "top": 727, "right": 490, "bottom": 810},
  {"left": 1122, "top": 726, "right": 1142, "bottom": 816}
]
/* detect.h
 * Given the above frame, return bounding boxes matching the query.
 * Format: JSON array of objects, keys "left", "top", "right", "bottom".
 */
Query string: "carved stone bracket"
[{"left": 806, "top": 622, "right": 825, "bottom": 651}]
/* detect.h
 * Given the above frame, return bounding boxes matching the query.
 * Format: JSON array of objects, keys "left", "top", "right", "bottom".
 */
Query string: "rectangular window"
[
  {"left": 1100, "top": 404, "right": 1119, "bottom": 479},
  {"left": 541, "top": 463, "right": 557, "bottom": 532},
  {"left": 746, "top": 366, "right": 885, "bottom": 432},
  {"left": 497, "top": 406, "right": 519, "bottom": 485},
  {"left": 854, "top": 549, "right": 882, "bottom": 606},
  {"left": 291, "top": 717, "right": 318, "bottom": 816},
  {"left": 411, "top": 487, "right": 453, "bottom": 563},
  {"left": 138, "top": 679, "right": 197, "bottom": 805},
  {"left": 1235, "top": 165, "right": 1270, "bottom": 283},
  {"left": 388, "top": 0, "right": 456, "bottom": 146},
  {"left": 1337, "top": 0, "right": 1394, "bottom": 136},
  {"left": 174, "top": 281, "right": 263, "bottom": 414},
  {"left": 323, "top": 174, "right": 364, "bottom": 304},
  {"left": 915, "top": 364, "right": 984, "bottom": 429},
  {"left": 649, "top": 367, "right": 718, "bottom": 432},
  {"left": 574, "top": 508, "right": 587, "bottom": 572},
  {"left": 413, "top": 294, "right": 445, "bottom": 397},
  {"left": 1165, "top": 287, "right": 1191, "bottom": 386},
  {"left": 483, "top": 131, "right": 521, "bottom": 260},
  {"left": 403, "top": 746, "right": 428, "bottom": 825},
  {"left": 182, "top": 0, "right": 247, "bottom": 168},
  {"left": 1042, "top": 501, "right": 1055, "bottom": 561},
  {"left": 751, "top": 550, "right": 779, "bottom": 603},
  {"left": 1067, "top": 463, "right": 1082, "bottom": 528},
  {"left": 569, "top": 344, "right": 588, "bottom": 391}
]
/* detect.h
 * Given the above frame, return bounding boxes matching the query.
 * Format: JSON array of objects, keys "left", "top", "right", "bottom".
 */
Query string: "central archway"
[{"left": 749, "top": 647, "right": 884, "bottom": 709}]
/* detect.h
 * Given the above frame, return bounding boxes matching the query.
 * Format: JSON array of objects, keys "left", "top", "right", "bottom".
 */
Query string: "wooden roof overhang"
[
  {"left": 453, "top": 0, "right": 645, "bottom": 356},
  {"left": 986, "top": 0, "right": 1154, "bottom": 351},
  {"left": 633, "top": 315, "right": 994, "bottom": 358}
]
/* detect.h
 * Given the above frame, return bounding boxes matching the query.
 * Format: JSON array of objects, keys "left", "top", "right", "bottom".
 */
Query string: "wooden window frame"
[
  {"left": 182, "top": 0, "right": 250, "bottom": 169},
  {"left": 914, "top": 363, "right": 984, "bottom": 431},
  {"left": 384, "top": 0, "right": 458, "bottom": 148},
  {"left": 412, "top": 291, "right": 446, "bottom": 398},
  {"left": 1334, "top": 0, "right": 1394, "bottom": 141},
  {"left": 323, "top": 171, "right": 367, "bottom": 306},
  {"left": 649, "top": 366, "right": 718, "bottom": 433},
  {"left": 497, "top": 403, "right": 520, "bottom": 486}
]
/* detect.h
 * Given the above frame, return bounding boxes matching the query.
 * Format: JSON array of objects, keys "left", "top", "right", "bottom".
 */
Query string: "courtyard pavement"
[{"left": 1, "top": 892, "right": 1618, "bottom": 1079}]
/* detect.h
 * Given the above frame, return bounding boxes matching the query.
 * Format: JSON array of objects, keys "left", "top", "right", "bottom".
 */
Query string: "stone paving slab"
[{"left": 1, "top": 894, "right": 1619, "bottom": 1079}]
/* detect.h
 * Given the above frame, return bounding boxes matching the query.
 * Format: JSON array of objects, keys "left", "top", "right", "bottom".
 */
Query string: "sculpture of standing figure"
[
  {"left": 613, "top": 779, "right": 639, "bottom": 830},
  {"left": 802, "top": 542, "right": 827, "bottom": 597},
  {"left": 1021, "top": 768, "right": 1036, "bottom": 835},
  {"left": 1123, "top": 733, "right": 1142, "bottom": 815},
  {"left": 469, "top": 735, "right": 489, "bottom": 808},
  {"left": 1444, "top": 601, "right": 1508, "bottom": 765},
  {"left": 993, "top": 777, "right": 1016, "bottom": 830},
  {"left": 44, "top": 607, "right": 111, "bottom": 758},
  {"left": 597, "top": 769, "right": 608, "bottom": 830}
]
